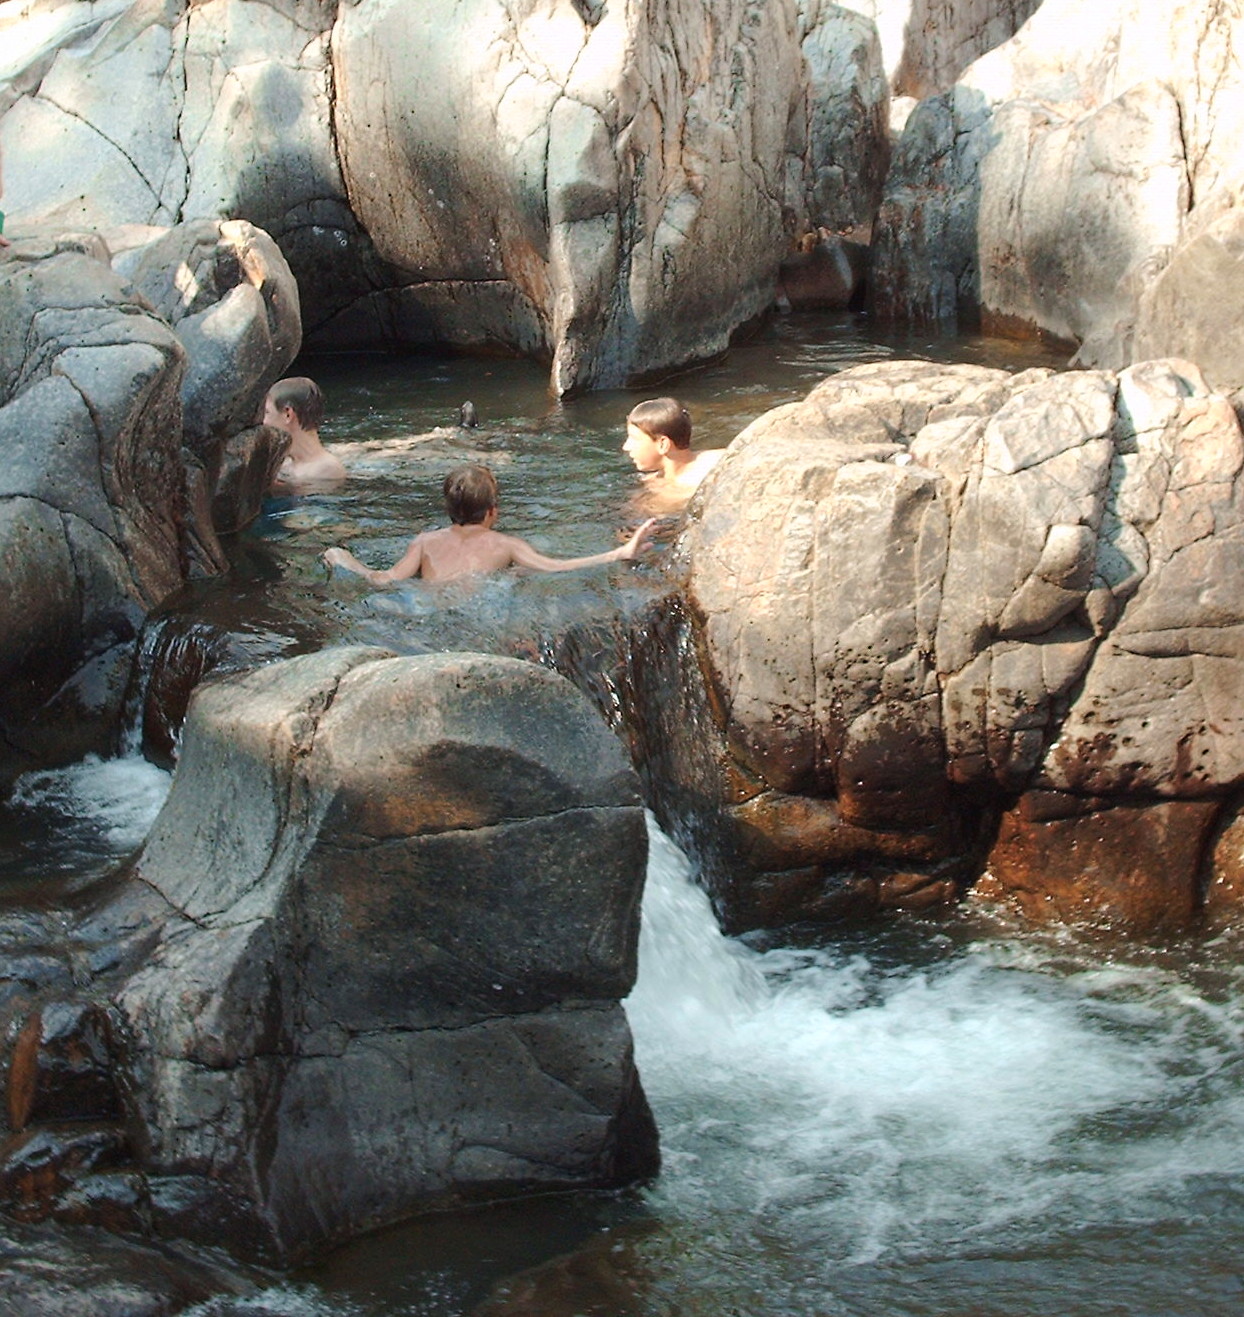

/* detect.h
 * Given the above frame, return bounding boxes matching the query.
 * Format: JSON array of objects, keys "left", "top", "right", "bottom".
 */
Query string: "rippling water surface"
[{"left": 11, "top": 316, "right": 1242, "bottom": 1316}]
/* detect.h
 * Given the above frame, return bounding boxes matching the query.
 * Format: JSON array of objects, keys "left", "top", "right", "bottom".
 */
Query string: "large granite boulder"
[
  {"left": 870, "top": 0, "right": 1244, "bottom": 382},
  {"left": 0, "top": 232, "right": 190, "bottom": 785},
  {"left": 118, "top": 218, "right": 301, "bottom": 451},
  {"left": 86, "top": 647, "right": 656, "bottom": 1263},
  {"left": 0, "top": 0, "right": 895, "bottom": 391},
  {"left": 0, "top": 215, "right": 303, "bottom": 786},
  {"left": 633, "top": 358, "right": 1244, "bottom": 934},
  {"left": 0, "top": 0, "right": 367, "bottom": 343}
]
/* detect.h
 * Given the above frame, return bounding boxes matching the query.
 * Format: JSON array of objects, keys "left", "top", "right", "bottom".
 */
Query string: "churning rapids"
[{"left": 4, "top": 315, "right": 1244, "bottom": 1315}]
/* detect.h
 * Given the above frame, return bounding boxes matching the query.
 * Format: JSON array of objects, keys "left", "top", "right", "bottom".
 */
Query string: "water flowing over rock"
[
  {"left": 628, "top": 358, "right": 1244, "bottom": 934},
  {"left": 871, "top": 0, "right": 1244, "bottom": 388},
  {"left": 0, "top": 648, "right": 657, "bottom": 1265}
]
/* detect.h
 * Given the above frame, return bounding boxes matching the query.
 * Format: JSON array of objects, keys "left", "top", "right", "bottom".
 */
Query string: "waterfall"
[{"left": 623, "top": 814, "right": 1244, "bottom": 1299}]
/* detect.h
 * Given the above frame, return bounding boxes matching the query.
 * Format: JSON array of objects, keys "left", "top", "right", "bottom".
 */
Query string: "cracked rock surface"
[
  {"left": 105, "top": 648, "right": 656, "bottom": 1263},
  {"left": 0, "top": 233, "right": 188, "bottom": 786},
  {"left": 871, "top": 0, "right": 1244, "bottom": 389},
  {"left": 650, "top": 357, "right": 1244, "bottom": 933},
  {"left": 0, "top": 219, "right": 301, "bottom": 786}
]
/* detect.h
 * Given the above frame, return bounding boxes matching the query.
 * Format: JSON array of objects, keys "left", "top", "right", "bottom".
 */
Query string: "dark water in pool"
[{"left": 11, "top": 315, "right": 1244, "bottom": 1316}]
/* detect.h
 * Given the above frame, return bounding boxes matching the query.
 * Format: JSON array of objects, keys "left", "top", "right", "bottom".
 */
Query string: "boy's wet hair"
[
  {"left": 267, "top": 377, "right": 324, "bottom": 430},
  {"left": 627, "top": 397, "right": 692, "bottom": 449},
  {"left": 443, "top": 464, "right": 498, "bottom": 525}
]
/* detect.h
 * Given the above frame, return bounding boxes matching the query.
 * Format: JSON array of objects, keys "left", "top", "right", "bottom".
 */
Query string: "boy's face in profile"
[{"left": 623, "top": 421, "right": 664, "bottom": 473}]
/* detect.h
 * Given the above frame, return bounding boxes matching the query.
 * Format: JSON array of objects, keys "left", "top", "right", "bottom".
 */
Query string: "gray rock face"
[
  {"left": 0, "top": 234, "right": 189, "bottom": 783},
  {"left": 120, "top": 219, "right": 302, "bottom": 449},
  {"left": 0, "top": 0, "right": 896, "bottom": 391},
  {"left": 1134, "top": 205, "right": 1244, "bottom": 391},
  {"left": 651, "top": 357, "right": 1244, "bottom": 932},
  {"left": 114, "top": 648, "right": 656, "bottom": 1262},
  {"left": 0, "top": 218, "right": 302, "bottom": 784},
  {"left": 871, "top": 0, "right": 1244, "bottom": 383}
]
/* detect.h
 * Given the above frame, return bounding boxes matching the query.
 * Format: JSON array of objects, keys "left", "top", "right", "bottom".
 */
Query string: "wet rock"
[
  {"left": 1206, "top": 800, "right": 1244, "bottom": 925},
  {"left": 777, "top": 235, "right": 868, "bottom": 310},
  {"left": 108, "top": 647, "right": 656, "bottom": 1262},
  {"left": 0, "top": 1126, "right": 129, "bottom": 1222},
  {"left": 7, "top": 1004, "right": 122, "bottom": 1131},
  {"left": 976, "top": 795, "right": 1218, "bottom": 933},
  {"left": 210, "top": 425, "right": 290, "bottom": 536},
  {"left": 0, "top": 1219, "right": 261, "bottom": 1317}
]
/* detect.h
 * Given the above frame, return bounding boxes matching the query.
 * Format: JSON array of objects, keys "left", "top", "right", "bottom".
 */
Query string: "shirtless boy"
[
  {"left": 622, "top": 397, "right": 723, "bottom": 509},
  {"left": 323, "top": 464, "right": 656, "bottom": 585},
  {"left": 264, "top": 376, "right": 347, "bottom": 489}
]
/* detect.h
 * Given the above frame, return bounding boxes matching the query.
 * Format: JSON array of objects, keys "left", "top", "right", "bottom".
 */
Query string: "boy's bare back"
[
  {"left": 402, "top": 524, "right": 530, "bottom": 582},
  {"left": 324, "top": 510, "right": 655, "bottom": 586}
]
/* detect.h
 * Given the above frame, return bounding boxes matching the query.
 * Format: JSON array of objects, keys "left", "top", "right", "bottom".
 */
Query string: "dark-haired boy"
[
  {"left": 323, "top": 464, "right": 655, "bottom": 584},
  {"left": 263, "top": 376, "right": 347, "bottom": 489},
  {"left": 622, "top": 397, "right": 723, "bottom": 508}
]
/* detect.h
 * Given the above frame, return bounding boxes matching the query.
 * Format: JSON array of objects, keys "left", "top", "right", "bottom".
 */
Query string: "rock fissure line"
[
  {"left": 316, "top": 801, "right": 630, "bottom": 851},
  {"left": 34, "top": 92, "right": 164, "bottom": 217}
]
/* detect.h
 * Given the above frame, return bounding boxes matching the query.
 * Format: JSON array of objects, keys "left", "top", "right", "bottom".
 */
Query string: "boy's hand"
[
  {"left": 617, "top": 517, "right": 658, "bottom": 561},
  {"left": 322, "top": 546, "right": 351, "bottom": 569}
]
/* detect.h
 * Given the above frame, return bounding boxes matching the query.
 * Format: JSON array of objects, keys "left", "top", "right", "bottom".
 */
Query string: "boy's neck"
[
  {"left": 661, "top": 445, "right": 696, "bottom": 479},
  {"left": 286, "top": 425, "right": 326, "bottom": 460}
]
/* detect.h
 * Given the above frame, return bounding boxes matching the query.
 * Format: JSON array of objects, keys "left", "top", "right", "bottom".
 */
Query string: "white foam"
[
  {"left": 625, "top": 816, "right": 1244, "bottom": 1265},
  {"left": 11, "top": 753, "right": 171, "bottom": 852}
]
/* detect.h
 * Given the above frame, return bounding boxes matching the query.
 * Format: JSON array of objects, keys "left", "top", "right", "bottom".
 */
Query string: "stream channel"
[{"left": 5, "top": 314, "right": 1244, "bottom": 1315}]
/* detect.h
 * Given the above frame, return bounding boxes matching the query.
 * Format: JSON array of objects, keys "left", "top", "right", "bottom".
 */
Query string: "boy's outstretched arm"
[
  {"left": 324, "top": 536, "right": 424, "bottom": 584},
  {"left": 505, "top": 518, "right": 657, "bottom": 573}
]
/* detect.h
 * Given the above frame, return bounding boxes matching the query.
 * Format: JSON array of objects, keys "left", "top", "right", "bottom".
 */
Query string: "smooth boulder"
[{"left": 114, "top": 647, "right": 657, "bottom": 1262}]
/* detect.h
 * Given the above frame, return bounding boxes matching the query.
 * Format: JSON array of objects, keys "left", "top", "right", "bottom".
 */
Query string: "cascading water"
[
  {"left": 177, "top": 814, "right": 1244, "bottom": 1315},
  {"left": 613, "top": 819, "right": 1244, "bottom": 1315},
  {"left": 9, "top": 316, "right": 1241, "bottom": 1315}
]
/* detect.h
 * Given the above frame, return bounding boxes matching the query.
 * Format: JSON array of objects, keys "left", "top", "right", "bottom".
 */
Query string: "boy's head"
[
  {"left": 263, "top": 377, "right": 324, "bottom": 433},
  {"left": 626, "top": 397, "right": 692, "bottom": 449},
  {"left": 624, "top": 397, "right": 692, "bottom": 473},
  {"left": 443, "top": 464, "right": 498, "bottom": 525}
]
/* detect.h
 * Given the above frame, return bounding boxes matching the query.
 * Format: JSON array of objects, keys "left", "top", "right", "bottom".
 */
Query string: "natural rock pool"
[{"left": 8, "top": 314, "right": 1243, "bottom": 1316}]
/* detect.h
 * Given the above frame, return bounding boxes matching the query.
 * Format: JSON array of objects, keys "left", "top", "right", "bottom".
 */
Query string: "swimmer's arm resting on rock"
[{"left": 324, "top": 537, "right": 424, "bottom": 585}]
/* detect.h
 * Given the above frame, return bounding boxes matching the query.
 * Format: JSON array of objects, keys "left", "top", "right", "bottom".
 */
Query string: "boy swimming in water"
[
  {"left": 264, "top": 376, "right": 348, "bottom": 489},
  {"left": 622, "top": 397, "right": 724, "bottom": 509},
  {"left": 323, "top": 464, "right": 656, "bottom": 584}
]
